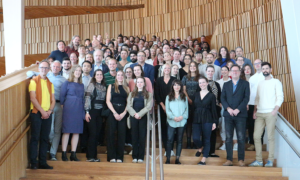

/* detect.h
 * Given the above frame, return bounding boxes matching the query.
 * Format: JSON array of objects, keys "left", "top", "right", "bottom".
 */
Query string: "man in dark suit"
[
  {"left": 90, "top": 49, "right": 109, "bottom": 77},
  {"left": 221, "top": 64, "right": 250, "bottom": 167},
  {"left": 130, "top": 51, "right": 154, "bottom": 85}
]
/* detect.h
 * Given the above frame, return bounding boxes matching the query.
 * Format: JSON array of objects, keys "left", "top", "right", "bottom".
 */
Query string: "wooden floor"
[{"left": 20, "top": 148, "right": 287, "bottom": 180}]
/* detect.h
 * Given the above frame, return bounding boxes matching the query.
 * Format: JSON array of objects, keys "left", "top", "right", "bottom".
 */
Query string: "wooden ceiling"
[{"left": 0, "top": 4, "right": 144, "bottom": 23}]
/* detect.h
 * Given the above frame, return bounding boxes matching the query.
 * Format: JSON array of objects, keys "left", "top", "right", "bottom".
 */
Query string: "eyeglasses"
[
  {"left": 126, "top": 71, "right": 132, "bottom": 73},
  {"left": 254, "top": 62, "right": 261, "bottom": 65},
  {"left": 184, "top": 58, "right": 191, "bottom": 60},
  {"left": 137, "top": 55, "right": 145, "bottom": 57},
  {"left": 39, "top": 67, "right": 49, "bottom": 70}
]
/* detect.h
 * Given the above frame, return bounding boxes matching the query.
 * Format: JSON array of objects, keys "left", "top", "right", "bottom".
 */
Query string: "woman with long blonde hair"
[
  {"left": 106, "top": 71, "right": 130, "bottom": 163},
  {"left": 60, "top": 65, "right": 85, "bottom": 161}
]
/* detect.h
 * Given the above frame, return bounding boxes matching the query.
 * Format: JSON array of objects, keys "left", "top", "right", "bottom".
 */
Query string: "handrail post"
[
  {"left": 152, "top": 108, "right": 156, "bottom": 180},
  {"left": 145, "top": 112, "right": 150, "bottom": 180},
  {"left": 157, "top": 106, "right": 164, "bottom": 180}
]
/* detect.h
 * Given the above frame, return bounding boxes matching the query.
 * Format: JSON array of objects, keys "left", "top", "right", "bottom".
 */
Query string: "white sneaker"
[
  {"left": 132, "top": 159, "right": 137, "bottom": 163},
  {"left": 171, "top": 150, "right": 175, "bottom": 157},
  {"left": 137, "top": 159, "right": 144, "bottom": 163},
  {"left": 233, "top": 143, "right": 238, "bottom": 151},
  {"left": 219, "top": 143, "right": 226, "bottom": 150},
  {"left": 129, "top": 150, "right": 133, "bottom": 155}
]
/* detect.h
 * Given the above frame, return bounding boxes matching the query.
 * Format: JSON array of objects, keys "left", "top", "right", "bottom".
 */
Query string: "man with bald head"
[
  {"left": 27, "top": 61, "right": 67, "bottom": 162},
  {"left": 90, "top": 49, "right": 109, "bottom": 76}
]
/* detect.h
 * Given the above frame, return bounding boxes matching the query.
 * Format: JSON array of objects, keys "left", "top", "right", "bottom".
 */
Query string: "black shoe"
[
  {"left": 50, "top": 153, "right": 57, "bottom": 161},
  {"left": 198, "top": 161, "right": 206, "bottom": 165},
  {"left": 175, "top": 159, "right": 181, "bottom": 164},
  {"left": 70, "top": 151, "right": 80, "bottom": 161},
  {"left": 62, "top": 151, "right": 68, "bottom": 161},
  {"left": 195, "top": 151, "right": 202, "bottom": 157},
  {"left": 94, "top": 159, "right": 101, "bottom": 162},
  {"left": 39, "top": 163, "right": 53, "bottom": 169},
  {"left": 165, "top": 159, "right": 170, "bottom": 164},
  {"left": 208, "top": 153, "right": 219, "bottom": 157},
  {"left": 187, "top": 138, "right": 191, "bottom": 149},
  {"left": 30, "top": 164, "right": 38, "bottom": 170}
]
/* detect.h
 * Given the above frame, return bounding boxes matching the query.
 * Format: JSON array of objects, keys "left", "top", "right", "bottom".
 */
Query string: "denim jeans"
[
  {"left": 166, "top": 124, "right": 185, "bottom": 159},
  {"left": 225, "top": 116, "right": 246, "bottom": 161},
  {"left": 192, "top": 123, "right": 213, "bottom": 158}
]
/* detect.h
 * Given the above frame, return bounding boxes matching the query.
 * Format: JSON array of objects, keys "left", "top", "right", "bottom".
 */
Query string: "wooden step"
[{"left": 22, "top": 162, "right": 287, "bottom": 180}]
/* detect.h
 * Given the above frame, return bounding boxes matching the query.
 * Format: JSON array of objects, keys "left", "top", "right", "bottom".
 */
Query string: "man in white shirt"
[
  {"left": 172, "top": 50, "right": 184, "bottom": 68},
  {"left": 61, "top": 58, "right": 71, "bottom": 79},
  {"left": 249, "top": 62, "right": 284, "bottom": 167},
  {"left": 199, "top": 53, "right": 221, "bottom": 81},
  {"left": 247, "top": 59, "right": 265, "bottom": 151}
]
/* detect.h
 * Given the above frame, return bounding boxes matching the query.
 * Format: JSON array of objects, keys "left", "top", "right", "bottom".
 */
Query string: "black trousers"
[
  {"left": 29, "top": 111, "right": 52, "bottom": 165},
  {"left": 80, "top": 121, "right": 88, "bottom": 149},
  {"left": 247, "top": 105, "right": 255, "bottom": 145},
  {"left": 106, "top": 105, "right": 127, "bottom": 161},
  {"left": 131, "top": 115, "right": 147, "bottom": 160},
  {"left": 86, "top": 109, "right": 103, "bottom": 159},
  {"left": 166, "top": 124, "right": 185, "bottom": 158},
  {"left": 209, "top": 121, "right": 219, "bottom": 154},
  {"left": 159, "top": 105, "right": 168, "bottom": 149}
]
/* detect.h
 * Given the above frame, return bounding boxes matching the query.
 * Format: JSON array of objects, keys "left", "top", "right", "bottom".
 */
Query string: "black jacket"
[{"left": 221, "top": 79, "right": 250, "bottom": 118}]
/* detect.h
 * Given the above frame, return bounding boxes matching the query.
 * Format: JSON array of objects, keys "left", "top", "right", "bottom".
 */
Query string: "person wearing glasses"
[
  {"left": 130, "top": 51, "right": 154, "bottom": 85},
  {"left": 29, "top": 60, "right": 55, "bottom": 169},
  {"left": 221, "top": 65, "right": 250, "bottom": 167}
]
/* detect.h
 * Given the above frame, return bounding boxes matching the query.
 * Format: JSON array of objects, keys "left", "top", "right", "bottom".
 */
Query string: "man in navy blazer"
[
  {"left": 221, "top": 64, "right": 250, "bottom": 167},
  {"left": 130, "top": 51, "right": 154, "bottom": 85},
  {"left": 89, "top": 49, "right": 109, "bottom": 77}
]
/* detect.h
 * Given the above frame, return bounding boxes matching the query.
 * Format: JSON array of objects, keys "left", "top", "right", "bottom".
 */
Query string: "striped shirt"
[{"left": 104, "top": 72, "right": 116, "bottom": 87}]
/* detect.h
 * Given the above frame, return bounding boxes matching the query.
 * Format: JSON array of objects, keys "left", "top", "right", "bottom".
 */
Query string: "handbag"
[{"left": 101, "top": 103, "right": 110, "bottom": 117}]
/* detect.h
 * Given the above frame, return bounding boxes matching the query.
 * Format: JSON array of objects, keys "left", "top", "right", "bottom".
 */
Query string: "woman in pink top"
[{"left": 128, "top": 64, "right": 153, "bottom": 93}]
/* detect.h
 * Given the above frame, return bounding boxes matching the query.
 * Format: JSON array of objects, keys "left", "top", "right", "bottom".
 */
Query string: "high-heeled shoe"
[
  {"left": 70, "top": 151, "right": 80, "bottom": 161},
  {"left": 62, "top": 151, "right": 68, "bottom": 161}
]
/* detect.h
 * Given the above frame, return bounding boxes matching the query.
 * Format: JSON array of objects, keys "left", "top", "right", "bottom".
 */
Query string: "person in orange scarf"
[{"left": 29, "top": 60, "right": 55, "bottom": 170}]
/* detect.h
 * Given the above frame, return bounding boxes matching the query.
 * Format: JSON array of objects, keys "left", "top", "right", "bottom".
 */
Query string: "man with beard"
[
  {"left": 123, "top": 51, "right": 138, "bottom": 71},
  {"left": 249, "top": 62, "right": 283, "bottom": 167},
  {"left": 198, "top": 53, "right": 221, "bottom": 81},
  {"left": 65, "top": 35, "right": 80, "bottom": 57},
  {"left": 61, "top": 58, "right": 72, "bottom": 79}
]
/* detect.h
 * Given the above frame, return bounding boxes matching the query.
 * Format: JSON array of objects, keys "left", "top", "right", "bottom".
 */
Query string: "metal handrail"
[
  {"left": 276, "top": 113, "right": 300, "bottom": 158},
  {"left": 145, "top": 104, "right": 164, "bottom": 180}
]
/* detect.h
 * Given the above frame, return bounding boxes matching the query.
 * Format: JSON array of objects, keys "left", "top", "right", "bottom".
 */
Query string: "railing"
[
  {"left": 145, "top": 105, "right": 164, "bottom": 180},
  {"left": 274, "top": 113, "right": 300, "bottom": 180},
  {"left": 0, "top": 113, "right": 30, "bottom": 166}
]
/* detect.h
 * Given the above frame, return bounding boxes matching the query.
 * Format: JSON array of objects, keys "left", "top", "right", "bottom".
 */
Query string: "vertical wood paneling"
[{"left": 210, "top": 0, "right": 299, "bottom": 131}]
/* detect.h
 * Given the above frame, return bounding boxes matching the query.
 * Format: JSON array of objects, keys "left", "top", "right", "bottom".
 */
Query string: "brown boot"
[
  {"left": 239, "top": 160, "right": 245, "bottom": 167},
  {"left": 223, "top": 160, "right": 233, "bottom": 166}
]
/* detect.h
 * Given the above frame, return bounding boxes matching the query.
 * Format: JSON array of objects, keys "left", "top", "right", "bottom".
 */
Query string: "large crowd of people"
[{"left": 27, "top": 34, "right": 284, "bottom": 169}]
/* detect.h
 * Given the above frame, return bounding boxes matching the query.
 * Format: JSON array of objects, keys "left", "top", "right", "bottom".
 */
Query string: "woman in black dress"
[
  {"left": 84, "top": 69, "right": 107, "bottom": 162},
  {"left": 179, "top": 54, "right": 192, "bottom": 80},
  {"left": 193, "top": 76, "right": 218, "bottom": 165},
  {"left": 155, "top": 63, "right": 177, "bottom": 151},
  {"left": 127, "top": 77, "right": 153, "bottom": 163},
  {"left": 154, "top": 53, "right": 164, "bottom": 82},
  {"left": 182, "top": 61, "right": 201, "bottom": 148},
  {"left": 206, "top": 65, "right": 222, "bottom": 157},
  {"left": 106, "top": 70, "right": 130, "bottom": 163}
]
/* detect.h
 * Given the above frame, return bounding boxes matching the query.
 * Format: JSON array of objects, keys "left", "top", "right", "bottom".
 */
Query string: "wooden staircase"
[{"left": 20, "top": 148, "right": 287, "bottom": 180}]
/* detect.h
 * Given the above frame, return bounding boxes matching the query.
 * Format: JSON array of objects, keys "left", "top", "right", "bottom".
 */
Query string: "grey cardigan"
[{"left": 126, "top": 92, "right": 153, "bottom": 118}]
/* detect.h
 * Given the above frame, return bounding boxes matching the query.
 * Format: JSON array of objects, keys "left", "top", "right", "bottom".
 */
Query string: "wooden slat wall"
[
  {"left": 0, "top": 66, "right": 39, "bottom": 180},
  {"left": 210, "top": 0, "right": 300, "bottom": 131},
  {"left": 0, "top": 0, "right": 274, "bottom": 57}
]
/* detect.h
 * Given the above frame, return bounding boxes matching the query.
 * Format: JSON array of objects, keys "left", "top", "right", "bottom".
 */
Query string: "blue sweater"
[
  {"left": 49, "top": 50, "right": 69, "bottom": 63},
  {"left": 214, "top": 58, "right": 236, "bottom": 67}
]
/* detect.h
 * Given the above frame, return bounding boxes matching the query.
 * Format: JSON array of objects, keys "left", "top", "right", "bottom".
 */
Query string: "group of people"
[{"left": 28, "top": 33, "right": 284, "bottom": 170}]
